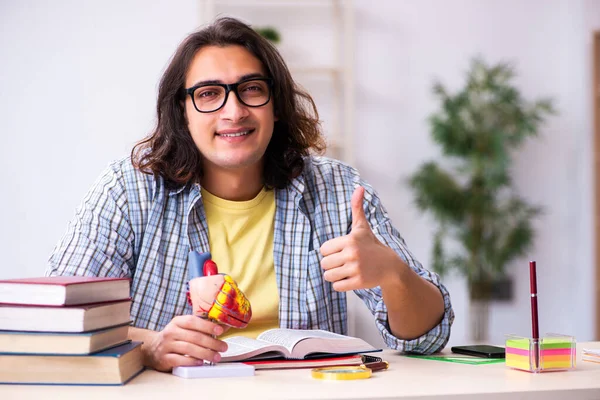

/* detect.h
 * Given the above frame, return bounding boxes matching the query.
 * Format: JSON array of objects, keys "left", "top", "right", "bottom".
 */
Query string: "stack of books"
[{"left": 0, "top": 276, "right": 144, "bottom": 385}]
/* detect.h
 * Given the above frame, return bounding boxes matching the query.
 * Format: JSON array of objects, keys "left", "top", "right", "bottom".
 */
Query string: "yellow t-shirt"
[{"left": 200, "top": 187, "right": 279, "bottom": 339}]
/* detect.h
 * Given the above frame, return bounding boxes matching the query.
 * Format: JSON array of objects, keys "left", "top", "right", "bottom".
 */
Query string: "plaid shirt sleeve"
[
  {"left": 46, "top": 161, "right": 135, "bottom": 279},
  {"left": 352, "top": 179, "right": 454, "bottom": 354}
]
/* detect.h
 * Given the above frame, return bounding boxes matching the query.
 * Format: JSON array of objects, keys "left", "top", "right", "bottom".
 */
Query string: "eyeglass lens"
[{"left": 192, "top": 79, "right": 271, "bottom": 112}]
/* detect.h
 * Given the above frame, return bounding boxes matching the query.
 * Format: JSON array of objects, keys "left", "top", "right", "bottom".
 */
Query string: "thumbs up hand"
[{"left": 320, "top": 186, "right": 400, "bottom": 292}]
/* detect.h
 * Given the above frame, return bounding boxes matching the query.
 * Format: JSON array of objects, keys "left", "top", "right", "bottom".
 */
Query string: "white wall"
[
  {"left": 351, "top": 0, "right": 600, "bottom": 347},
  {"left": 0, "top": 0, "right": 199, "bottom": 277},
  {"left": 1, "top": 0, "right": 598, "bottom": 348}
]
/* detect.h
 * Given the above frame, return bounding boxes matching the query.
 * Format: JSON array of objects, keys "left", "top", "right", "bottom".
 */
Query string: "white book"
[
  {"left": 583, "top": 348, "right": 600, "bottom": 355},
  {"left": 221, "top": 328, "right": 379, "bottom": 362},
  {"left": 0, "top": 323, "right": 130, "bottom": 354},
  {"left": 0, "top": 300, "right": 131, "bottom": 332},
  {"left": 0, "top": 276, "right": 130, "bottom": 306}
]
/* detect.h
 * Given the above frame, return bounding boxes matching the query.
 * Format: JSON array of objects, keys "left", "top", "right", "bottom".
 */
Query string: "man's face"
[{"left": 184, "top": 45, "right": 276, "bottom": 173}]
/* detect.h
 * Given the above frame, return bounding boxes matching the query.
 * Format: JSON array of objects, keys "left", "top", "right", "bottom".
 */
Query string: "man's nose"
[{"left": 220, "top": 92, "right": 249, "bottom": 121}]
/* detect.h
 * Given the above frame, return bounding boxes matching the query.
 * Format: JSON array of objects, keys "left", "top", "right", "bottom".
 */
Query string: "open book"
[{"left": 221, "top": 329, "right": 380, "bottom": 362}]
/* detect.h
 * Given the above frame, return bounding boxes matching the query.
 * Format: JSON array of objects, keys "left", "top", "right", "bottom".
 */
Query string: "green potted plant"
[
  {"left": 255, "top": 26, "right": 281, "bottom": 45},
  {"left": 407, "top": 58, "right": 555, "bottom": 341}
]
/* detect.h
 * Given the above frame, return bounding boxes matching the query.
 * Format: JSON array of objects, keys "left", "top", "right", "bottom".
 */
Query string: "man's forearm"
[
  {"left": 380, "top": 256, "right": 445, "bottom": 340},
  {"left": 129, "top": 326, "right": 158, "bottom": 367}
]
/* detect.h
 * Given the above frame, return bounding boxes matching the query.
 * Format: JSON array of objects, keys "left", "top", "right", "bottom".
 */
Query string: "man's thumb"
[{"left": 351, "top": 186, "right": 369, "bottom": 230}]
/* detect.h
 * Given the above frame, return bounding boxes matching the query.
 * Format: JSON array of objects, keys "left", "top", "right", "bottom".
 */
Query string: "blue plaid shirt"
[{"left": 47, "top": 156, "right": 453, "bottom": 353}]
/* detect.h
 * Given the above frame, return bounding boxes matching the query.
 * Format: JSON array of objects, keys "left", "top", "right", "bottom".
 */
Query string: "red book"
[
  {"left": 0, "top": 276, "right": 130, "bottom": 306},
  {"left": 242, "top": 354, "right": 364, "bottom": 370}
]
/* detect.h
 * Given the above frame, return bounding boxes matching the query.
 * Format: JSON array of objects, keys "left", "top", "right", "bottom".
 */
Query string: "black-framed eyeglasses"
[{"left": 185, "top": 78, "right": 274, "bottom": 113}]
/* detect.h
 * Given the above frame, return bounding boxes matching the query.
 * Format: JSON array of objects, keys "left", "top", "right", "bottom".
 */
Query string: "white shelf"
[
  {"left": 289, "top": 66, "right": 342, "bottom": 75},
  {"left": 208, "top": 0, "right": 340, "bottom": 8}
]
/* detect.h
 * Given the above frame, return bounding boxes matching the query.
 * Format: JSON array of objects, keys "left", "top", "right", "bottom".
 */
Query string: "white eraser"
[{"left": 172, "top": 363, "right": 255, "bottom": 379}]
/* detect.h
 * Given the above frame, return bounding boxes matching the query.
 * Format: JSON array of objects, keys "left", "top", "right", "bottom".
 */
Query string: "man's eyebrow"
[{"left": 189, "top": 73, "right": 267, "bottom": 88}]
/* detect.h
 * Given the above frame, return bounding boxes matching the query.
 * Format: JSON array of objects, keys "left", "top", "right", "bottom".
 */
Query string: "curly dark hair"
[{"left": 132, "top": 17, "right": 326, "bottom": 189}]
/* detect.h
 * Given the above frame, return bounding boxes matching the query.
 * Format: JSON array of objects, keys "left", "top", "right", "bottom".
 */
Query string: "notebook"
[{"left": 0, "top": 300, "right": 131, "bottom": 332}]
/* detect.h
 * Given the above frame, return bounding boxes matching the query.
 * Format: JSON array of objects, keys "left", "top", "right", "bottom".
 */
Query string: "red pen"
[{"left": 529, "top": 261, "right": 540, "bottom": 370}]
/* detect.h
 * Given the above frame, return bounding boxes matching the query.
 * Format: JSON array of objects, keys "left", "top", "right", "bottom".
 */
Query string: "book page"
[
  {"left": 256, "top": 329, "right": 351, "bottom": 353},
  {"left": 223, "top": 336, "right": 272, "bottom": 355},
  {"left": 257, "top": 329, "right": 378, "bottom": 359},
  {"left": 221, "top": 336, "right": 289, "bottom": 362}
]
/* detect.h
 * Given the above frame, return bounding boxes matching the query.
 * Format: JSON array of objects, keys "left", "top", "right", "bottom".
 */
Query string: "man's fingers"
[
  {"left": 320, "top": 236, "right": 346, "bottom": 257},
  {"left": 178, "top": 328, "right": 228, "bottom": 352},
  {"left": 163, "top": 353, "right": 206, "bottom": 369},
  {"left": 323, "top": 265, "right": 352, "bottom": 283},
  {"left": 172, "top": 316, "right": 228, "bottom": 352},
  {"left": 175, "top": 314, "right": 224, "bottom": 336},
  {"left": 320, "top": 251, "right": 346, "bottom": 271},
  {"left": 220, "top": 325, "right": 231, "bottom": 335},
  {"left": 332, "top": 276, "right": 360, "bottom": 292},
  {"left": 170, "top": 340, "right": 222, "bottom": 364},
  {"left": 351, "top": 186, "right": 369, "bottom": 230}
]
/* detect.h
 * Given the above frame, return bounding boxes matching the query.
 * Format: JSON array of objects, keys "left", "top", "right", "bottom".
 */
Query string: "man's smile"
[{"left": 215, "top": 127, "right": 256, "bottom": 140}]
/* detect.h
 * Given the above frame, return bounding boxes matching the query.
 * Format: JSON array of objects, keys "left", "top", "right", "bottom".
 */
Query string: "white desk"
[{"left": 2, "top": 342, "right": 599, "bottom": 400}]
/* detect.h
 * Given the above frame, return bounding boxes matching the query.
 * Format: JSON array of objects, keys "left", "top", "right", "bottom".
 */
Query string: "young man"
[{"left": 47, "top": 17, "right": 454, "bottom": 372}]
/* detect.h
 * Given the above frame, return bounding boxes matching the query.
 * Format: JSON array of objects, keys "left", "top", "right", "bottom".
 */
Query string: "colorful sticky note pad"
[{"left": 505, "top": 336, "right": 575, "bottom": 372}]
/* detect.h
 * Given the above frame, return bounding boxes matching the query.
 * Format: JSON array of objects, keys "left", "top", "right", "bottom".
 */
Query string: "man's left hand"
[{"left": 319, "top": 186, "right": 402, "bottom": 292}]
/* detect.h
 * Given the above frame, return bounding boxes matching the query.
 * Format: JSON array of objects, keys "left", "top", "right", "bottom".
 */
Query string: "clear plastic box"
[{"left": 505, "top": 334, "right": 576, "bottom": 373}]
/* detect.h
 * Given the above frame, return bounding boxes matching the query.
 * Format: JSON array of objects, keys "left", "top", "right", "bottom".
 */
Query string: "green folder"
[{"left": 405, "top": 354, "right": 505, "bottom": 365}]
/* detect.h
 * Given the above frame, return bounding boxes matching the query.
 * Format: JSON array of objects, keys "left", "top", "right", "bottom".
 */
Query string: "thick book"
[
  {"left": 0, "top": 341, "right": 144, "bottom": 386},
  {"left": 0, "top": 276, "right": 130, "bottom": 306},
  {"left": 0, "top": 323, "right": 130, "bottom": 354},
  {"left": 221, "top": 329, "right": 380, "bottom": 362},
  {"left": 0, "top": 299, "right": 131, "bottom": 332},
  {"left": 243, "top": 354, "right": 364, "bottom": 370}
]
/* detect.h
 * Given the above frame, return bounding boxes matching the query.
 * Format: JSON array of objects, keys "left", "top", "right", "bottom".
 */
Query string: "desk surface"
[{"left": 2, "top": 342, "right": 599, "bottom": 400}]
